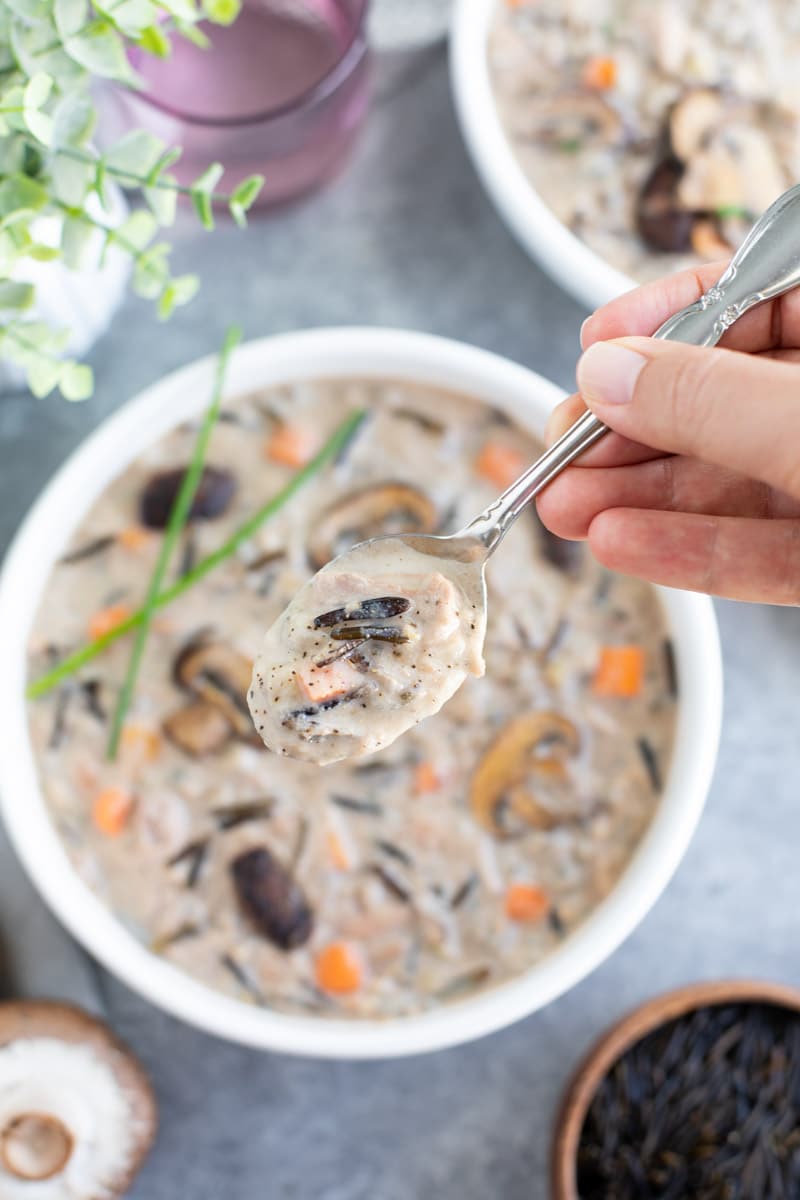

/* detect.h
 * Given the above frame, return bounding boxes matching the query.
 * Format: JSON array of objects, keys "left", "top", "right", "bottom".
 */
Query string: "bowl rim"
[
  {"left": 449, "top": 0, "right": 636, "bottom": 310},
  {"left": 551, "top": 979, "right": 800, "bottom": 1199},
  {"left": 0, "top": 327, "right": 722, "bottom": 1059}
]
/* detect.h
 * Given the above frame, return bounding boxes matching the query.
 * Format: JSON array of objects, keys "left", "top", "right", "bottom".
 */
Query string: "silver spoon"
[{"left": 362, "top": 182, "right": 800, "bottom": 608}]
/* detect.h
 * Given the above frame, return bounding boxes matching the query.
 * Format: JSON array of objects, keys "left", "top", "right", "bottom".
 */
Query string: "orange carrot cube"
[{"left": 593, "top": 645, "right": 645, "bottom": 698}]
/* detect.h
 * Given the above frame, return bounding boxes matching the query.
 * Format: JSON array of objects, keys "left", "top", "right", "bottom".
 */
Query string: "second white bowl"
[{"left": 450, "top": 0, "right": 636, "bottom": 310}]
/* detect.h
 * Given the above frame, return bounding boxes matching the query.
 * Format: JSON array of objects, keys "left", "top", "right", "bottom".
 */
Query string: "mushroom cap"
[{"left": 0, "top": 1001, "right": 156, "bottom": 1199}]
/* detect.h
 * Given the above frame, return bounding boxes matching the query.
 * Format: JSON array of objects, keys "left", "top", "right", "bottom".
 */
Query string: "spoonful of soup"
[{"left": 250, "top": 183, "right": 800, "bottom": 764}]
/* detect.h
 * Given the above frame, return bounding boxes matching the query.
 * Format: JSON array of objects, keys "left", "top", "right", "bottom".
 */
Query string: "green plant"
[{"left": 0, "top": 0, "right": 263, "bottom": 400}]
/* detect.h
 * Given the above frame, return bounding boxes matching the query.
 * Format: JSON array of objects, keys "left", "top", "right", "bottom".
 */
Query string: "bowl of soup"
[
  {"left": 0, "top": 329, "right": 722, "bottom": 1057},
  {"left": 451, "top": 0, "right": 800, "bottom": 309}
]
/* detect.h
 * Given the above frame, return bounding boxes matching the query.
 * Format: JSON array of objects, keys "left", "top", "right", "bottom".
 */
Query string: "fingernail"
[
  {"left": 579, "top": 317, "right": 591, "bottom": 349},
  {"left": 577, "top": 341, "right": 646, "bottom": 405}
]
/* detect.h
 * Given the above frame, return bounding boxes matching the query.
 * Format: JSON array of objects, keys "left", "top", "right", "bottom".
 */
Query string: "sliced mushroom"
[
  {"left": 0, "top": 1001, "right": 155, "bottom": 1197},
  {"left": 517, "top": 92, "right": 623, "bottom": 148},
  {"left": 636, "top": 157, "right": 694, "bottom": 253},
  {"left": 470, "top": 712, "right": 580, "bottom": 838},
  {"left": 173, "top": 637, "right": 253, "bottom": 737},
  {"left": 140, "top": 465, "right": 236, "bottom": 529},
  {"left": 690, "top": 218, "right": 731, "bottom": 261},
  {"left": 677, "top": 126, "right": 786, "bottom": 217},
  {"left": 230, "top": 847, "right": 313, "bottom": 950},
  {"left": 163, "top": 700, "right": 233, "bottom": 756},
  {"left": 308, "top": 482, "right": 438, "bottom": 569},
  {"left": 669, "top": 89, "right": 723, "bottom": 162}
]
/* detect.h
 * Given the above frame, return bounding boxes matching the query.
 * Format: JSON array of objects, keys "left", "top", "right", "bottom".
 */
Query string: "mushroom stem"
[{"left": 1, "top": 1112, "right": 74, "bottom": 1182}]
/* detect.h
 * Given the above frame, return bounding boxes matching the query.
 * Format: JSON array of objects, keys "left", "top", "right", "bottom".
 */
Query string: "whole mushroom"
[{"left": 0, "top": 1001, "right": 156, "bottom": 1199}]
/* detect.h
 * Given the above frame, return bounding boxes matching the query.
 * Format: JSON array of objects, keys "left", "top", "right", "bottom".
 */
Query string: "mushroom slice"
[
  {"left": 636, "top": 158, "right": 694, "bottom": 253},
  {"left": 669, "top": 89, "right": 723, "bottom": 162},
  {"left": 173, "top": 637, "right": 254, "bottom": 737},
  {"left": 307, "top": 483, "right": 438, "bottom": 569},
  {"left": 140, "top": 465, "right": 236, "bottom": 529},
  {"left": 678, "top": 126, "right": 786, "bottom": 217},
  {"left": 517, "top": 92, "right": 623, "bottom": 148},
  {"left": 470, "top": 712, "right": 581, "bottom": 838},
  {"left": 690, "top": 218, "right": 731, "bottom": 261},
  {"left": 163, "top": 700, "right": 233, "bottom": 756},
  {"left": 0, "top": 1001, "right": 156, "bottom": 1198},
  {"left": 230, "top": 847, "right": 313, "bottom": 950}
]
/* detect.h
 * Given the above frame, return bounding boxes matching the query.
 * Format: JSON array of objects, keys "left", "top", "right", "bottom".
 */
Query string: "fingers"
[
  {"left": 545, "top": 392, "right": 663, "bottom": 468},
  {"left": 581, "top": 261, "right": 800, "bottom": 355},
  {"left": 588, "top": 509, "right": 800, "bottom": 605},
  {"left": 537, "top": 456, "right": 800, "bottom": 540},
  {"left": 576, "top": 338, "right": 800, "bottom": 499}
]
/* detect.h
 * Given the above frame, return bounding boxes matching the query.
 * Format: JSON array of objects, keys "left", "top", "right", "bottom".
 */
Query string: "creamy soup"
[
  {"left": 489, "top": 0, "right": 800, "bottom": 282},
  {"left": 250, "top": 537, "right": 487, "bottom": 765},
  {"left": 27, "top": 379, "right": 676, "bottom": 1018}
]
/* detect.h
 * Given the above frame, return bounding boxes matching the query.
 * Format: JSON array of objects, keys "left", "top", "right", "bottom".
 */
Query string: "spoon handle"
[{"left": 469, "top": 182, "right": 800, "bottom": 554}]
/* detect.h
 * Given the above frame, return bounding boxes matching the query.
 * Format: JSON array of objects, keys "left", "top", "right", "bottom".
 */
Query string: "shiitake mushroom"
[
  {"left": 173, "top": 636, "right": 253, "bottom": 738},
  {"left": 0, "top": 1001, "right": 156, "bottom": 1197},
  {"left": 230, "top": 847, "right": 313, "bottom": 950},
  {"left": 140, "top": 465, "right": 236, "bottom": 529},
  {"left": 307, "top": 482, "right": 438, "bottom": 568},
  {"left": 636, "top": 157, "right": 695, "bottom": 253},
  {"left": 470, "top": 711, "right": 581, "bottom": 838},
  {"left": 163, "top": 700, "right": 232, "bottom": 756}
]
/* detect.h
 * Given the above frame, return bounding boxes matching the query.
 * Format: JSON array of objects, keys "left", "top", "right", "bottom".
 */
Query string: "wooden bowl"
[{"left": 551, "top": 979, "right": 800, "bottom": 1200}]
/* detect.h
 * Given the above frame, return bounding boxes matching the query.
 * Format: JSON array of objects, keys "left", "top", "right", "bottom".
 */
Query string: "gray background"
[{"left": 1, "top": 49, "right": 799, "bottom": 1200}]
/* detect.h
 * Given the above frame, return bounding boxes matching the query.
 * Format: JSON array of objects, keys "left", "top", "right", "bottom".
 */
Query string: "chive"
[
  {"left": 558, "top": 137, "right": 583, "bottom": 154},
  {"left": 27, "top": 407, "right": 368, "bottom": 701},
  {"left": 716, "top": 205, "right": 751, "bottom": 221},
  {"left": 106, "top": 326, "right": 242, "bottom": 760}
]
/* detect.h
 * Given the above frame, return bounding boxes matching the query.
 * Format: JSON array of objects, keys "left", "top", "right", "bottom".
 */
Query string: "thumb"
[{"left": 576, "top": 336, "right": 800, "bottom": 499}]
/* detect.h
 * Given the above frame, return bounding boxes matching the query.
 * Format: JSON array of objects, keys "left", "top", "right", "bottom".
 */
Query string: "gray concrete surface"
[{"left": 1, "top": 48, "right": 799, "bottom": 1200}]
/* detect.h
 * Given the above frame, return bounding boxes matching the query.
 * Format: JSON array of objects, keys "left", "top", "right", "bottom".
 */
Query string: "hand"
[{"left": 536, "top": 262, "right": 800, "bottom": 604}]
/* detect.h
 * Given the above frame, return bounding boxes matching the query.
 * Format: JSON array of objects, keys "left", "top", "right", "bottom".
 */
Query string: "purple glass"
[{"left": 101, "top": 0, "right": 370, "bottom": 208}]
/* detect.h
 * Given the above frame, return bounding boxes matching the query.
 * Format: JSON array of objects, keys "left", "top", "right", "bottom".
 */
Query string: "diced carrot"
[
  {"left": 505, "top": 883, "right": 549, "bottom": 923},
  {"left": 582, "top": 55, "right": 617, "bottom": 90},
  {"left": 315, "top": 942, "right": 363, "bottom": 994},
  {"left": 120, "top": 724, "right": 162, "bottom": 762},
  {"left": 92, "top": 787, "right": 135, "bottom": 837},
  {"left": 296, "top": 660, "right": 361, "bottom": 705},
  {"left": 88, "top": 603, "right": 132, "bottom": 642},
  {"left": 326, "top": 830, "right": 352, "bottom": 872},
  {"left": 117, "top": 525, "right": 151, "bottom": 552},
  {"left": 265, "top": 424, "right": 319, "bottom": 468},
  {"left": 475, "top": 441, "right": 526, "bottom": 490},
  {"left": 413, "top": 762, "right": 441, "bottom": 795},
  {"left": 593, "top": 645, "right": 645, "bottom": 698}
]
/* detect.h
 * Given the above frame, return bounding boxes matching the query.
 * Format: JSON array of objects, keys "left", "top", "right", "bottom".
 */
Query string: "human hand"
[{"left": 536, "top": 262, "right": 800, "bottom": 604}]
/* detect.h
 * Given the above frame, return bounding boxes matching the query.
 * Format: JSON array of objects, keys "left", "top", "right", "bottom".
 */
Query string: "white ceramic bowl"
[
  {"left": 450, "top": 0, "right": 635, "bottom": 310},
  {"left": 0, "top": 329, "right": 722, "bottom": 1059}
]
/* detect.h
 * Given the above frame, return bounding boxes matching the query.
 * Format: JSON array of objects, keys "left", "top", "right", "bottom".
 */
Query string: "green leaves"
[
  {"left": 0, "top": 173, "right": 48, "bottom": 215},
  {"left": 0, "top": 320, "right": 92, "bottom": 401},
  {"left": 190, "top": 162, "right": 223, "bottom": 229},
  {"left": 63, "top": 19, "right": 136, "bottom": 83},
  {"left": 156, "top": 272, "right": 198, "bottom": 318},
  {"left": 59, "top": 359, "right": 93, "bottom": 399},
  {"left": 0, "top": 0, "right": 263, "bottom": 404},
  {"left": 0, "top": 281, "right": 34, "bottom": 310},
  {"left": 202, "top": 0, "right": 240, "bottom": 24},
  {"left": 54, "top": 0, "right": 88, "bottom": 41},
  {"left": 229, "top": 173, "right": 263, "bottom": 227},
  {"left": 138, "top": 21, "right": 170, "bottom": 56},
  {"left": 52, "top": 91, "right": 95, "bottom": 147}
]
